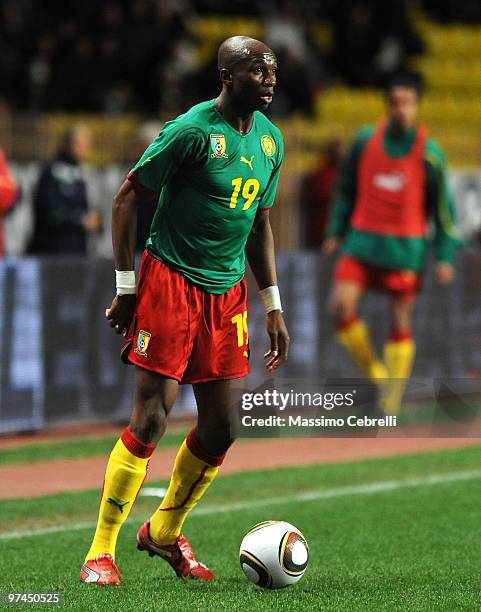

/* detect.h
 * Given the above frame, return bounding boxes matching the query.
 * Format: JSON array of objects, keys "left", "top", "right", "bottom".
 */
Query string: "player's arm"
[
  {"left": 323, "top": 129, "right": 370, "bottom": 254},
  {"left": 246, "top": 207, "right": 289, "bottom": 371},
  {"left": 425, "top": 141, "right": 459, "bottom": 285},
  {"left": 107, "top": 125, "right": 205, "bottom": 335},
  {"left": 107, "top": 178, "right": 157, "bottom": 335}
]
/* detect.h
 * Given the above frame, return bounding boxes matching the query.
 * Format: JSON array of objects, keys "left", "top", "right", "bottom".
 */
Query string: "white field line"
[
  {"left": 139, "top": 487, "right": 167, "bottom": 498},
  {"left": 1, "top": 468, "right": 480, "bottom": 541}
]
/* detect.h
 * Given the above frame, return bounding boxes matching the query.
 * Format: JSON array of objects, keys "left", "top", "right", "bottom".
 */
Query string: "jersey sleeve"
[
  {"left": 424, "top": 139, "right": 460, "bottom": 263},
  {"left": 326, "top": 126, "right": 373, "bottom": 238},
  {"left": 259, "top": 132, "right": 284, "bottom": 209},
  {"left": 128, "top": 125, "right": 205, "bottom": 192}
]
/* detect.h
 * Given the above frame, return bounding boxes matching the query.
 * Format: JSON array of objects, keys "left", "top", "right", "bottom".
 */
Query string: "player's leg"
[
  {"left": 148, "top": 379, "right": 231, "bottom": 544},
  {"left": 195, "top": 379, "right": 234, "bottom": 455},
  {"left": 81, "top": 368, "right": 178, "bottom": 583},
  {"left": 129, "top": 367, "right": 179, "bottom": 444},
  {"left": 332, "top": 278, "right": 387, "bottom": 381},
  {"left": 138, "top": 280, "right": 246, "bottom": 579},
  {"left": 379, "top": 295, "right": 416, "bottom": 414},
  {"left": 332, "top": 279, "right": 363, "bottom": 325},
  {"left": 390, "top": 294, "right": 414, "bottom": 338},
  {"left": 137, "top": 380, "right": 233, "bottom": 580}
]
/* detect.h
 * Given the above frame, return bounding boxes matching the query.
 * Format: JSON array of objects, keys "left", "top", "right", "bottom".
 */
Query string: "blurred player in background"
[
  {"left": 0, "top": 145, "right": 18, "bottom": 256},
  {"left": 29, "top": 125, "right": 102, "bottom": 255},
  {"left": 81, "top": 36, "right": 288, "bottom": 586},
  {"left": 323, "top": 75, "right": 458, "bottom": 414}
]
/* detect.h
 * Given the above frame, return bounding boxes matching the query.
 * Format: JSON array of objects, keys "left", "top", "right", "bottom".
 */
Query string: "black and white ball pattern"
[{"left": 239, "top": 521, "right": 309, "bottom": 589}]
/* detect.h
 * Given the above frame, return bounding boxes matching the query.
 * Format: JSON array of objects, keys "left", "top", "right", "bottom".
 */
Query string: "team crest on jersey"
[
  {"left": 210, "top": 134, "right": 228, "bottom": 158},
  {"left": 134, "top": 330, "right": 151, "bottom": 357},
  {"left": 261, "top": 135, "right": 276, "bottom": 157}
]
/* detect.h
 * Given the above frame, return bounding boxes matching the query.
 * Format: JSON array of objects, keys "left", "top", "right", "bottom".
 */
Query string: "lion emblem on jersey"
[
  {"left": 134, "top": 330, "right": 151, "bottom": 357},
  {"left": 261, "top": 135, "right": 276, "bottom": 157},
  {"left": 210, "top": 134, "right": 228, "bottom": 158}
]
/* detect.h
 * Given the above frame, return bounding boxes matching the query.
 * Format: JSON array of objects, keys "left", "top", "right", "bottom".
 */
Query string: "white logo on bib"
[{"left": 373, "top": 172, "right": 406, "bottom": 192}]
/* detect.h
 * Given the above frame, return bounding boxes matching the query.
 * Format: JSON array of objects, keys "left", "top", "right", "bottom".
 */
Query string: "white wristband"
[
  {"left": 116, "top": 270, "right": 136, "bottom": 295},
  {"left": 259, "top": 285, "right": 283, "bottom": 314}
]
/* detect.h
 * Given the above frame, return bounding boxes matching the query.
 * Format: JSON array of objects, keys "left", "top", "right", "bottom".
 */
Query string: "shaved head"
[
  {"left": 215, "top": 35, "right": 277, "bottom": 117},
  {"left": 218, "top": 36, "right": 276, "bottom": 71}
]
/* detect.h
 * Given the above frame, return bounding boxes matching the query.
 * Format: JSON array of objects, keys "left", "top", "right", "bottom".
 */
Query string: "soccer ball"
[{"left": 239, "top": 520, "right": 309, "bottom": 589}]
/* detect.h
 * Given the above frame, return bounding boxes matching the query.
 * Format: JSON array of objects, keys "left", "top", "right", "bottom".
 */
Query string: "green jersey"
[
  {"left": 130, "top": 99, "right": 284, "bottom": 293},
  {"left": 327, "top": 122, "right": 459, "bottom": 271}
]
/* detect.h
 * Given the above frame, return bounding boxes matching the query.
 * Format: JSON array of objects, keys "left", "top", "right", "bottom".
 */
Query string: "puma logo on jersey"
[
  {"left": 240, "top": 155, "right": 254, "bottom": 170},
  {"left": 373, "top": 172, "right": 406, "bottom": 192}
]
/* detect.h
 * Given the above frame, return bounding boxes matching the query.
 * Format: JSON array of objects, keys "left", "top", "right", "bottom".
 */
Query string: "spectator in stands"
[
  {"left": 302, "top": 139, "right": 343, "bottom": 248},
  {"left": 267, "top": 47, "right": 316, "bottom": 117},
  {"left": 374, "top": 2, "right": 423, "bottom": 86},
  {"left": 263, "top": 1, "right": 320, "bottom": 117},
  {"left": 328, "top": 1, "right": 379, "bottom": 87},
  {"left": 263, "top": 1, "right": 311, "bottom": 64},
  {"left": 29, "top": 125, "right": 102, "bottom": 255},
  {"left": 328, "top": 0, "right": 422, "bottom": 88},
  {"left": 0, "top": 145, "right": 19, "bottom": 256}
]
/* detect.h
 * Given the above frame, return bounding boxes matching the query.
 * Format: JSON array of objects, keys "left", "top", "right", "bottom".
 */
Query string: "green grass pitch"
[{"left": 1, "top": 446, "right": 481, "bottom": 611}]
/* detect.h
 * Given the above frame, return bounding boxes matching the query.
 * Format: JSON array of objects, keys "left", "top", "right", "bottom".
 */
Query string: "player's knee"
[
  {"left": 131, "top": 386, "right": 172, "bottom": 442},
  {"left": 141, "top": 407, "right": 167, "bottom": 438},
  {"left": 391, "top": 302, "right": 413, "bottom": 334},
  {"left": 332, "top": 299, "right": 356, "bottom": 326},
  {"left": 129, "top": 404, "right": 167, "bottom": 443}
]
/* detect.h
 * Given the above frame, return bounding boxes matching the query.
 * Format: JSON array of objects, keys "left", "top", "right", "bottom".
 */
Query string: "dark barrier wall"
[{"left": 1, "top": 252, "right": 480, "bottom": 433}]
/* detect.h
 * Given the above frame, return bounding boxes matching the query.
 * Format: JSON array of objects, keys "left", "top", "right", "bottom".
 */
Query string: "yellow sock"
[
  {"left": 85, "top": 428, "right": 155, "bottom": 561},
  {"left": 149, "top": 429, "right": 223, "bottom": 545},
  {"left": 380, "top": 336, "right": 416, "bottom": 415},
  {"left": 337, "top": 318, "right": 388, "bottom": 382}
]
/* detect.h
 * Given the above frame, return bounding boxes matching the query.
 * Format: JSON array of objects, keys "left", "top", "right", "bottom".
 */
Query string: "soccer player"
[
  {"left": 323, "top": 75, "right": 458, "bottom": 414},
  {"left": 80, "top": 36, "right": 289, "bottom": 586}
]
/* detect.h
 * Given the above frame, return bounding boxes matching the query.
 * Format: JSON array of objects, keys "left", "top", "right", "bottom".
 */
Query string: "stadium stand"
[
  {"left": 1, "top": 1, "right": 481, "bottom": 255},
  {"left": 0, "top": 2, "right": 480, "bottom": 168}
]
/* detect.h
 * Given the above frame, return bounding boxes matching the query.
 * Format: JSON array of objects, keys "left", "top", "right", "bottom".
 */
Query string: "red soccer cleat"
[
  {"left": 136, "top": 521, "right": 215, "bottom": 580},
  {"left": 80, "top": 553, "right": 122, "bottom": 586}
]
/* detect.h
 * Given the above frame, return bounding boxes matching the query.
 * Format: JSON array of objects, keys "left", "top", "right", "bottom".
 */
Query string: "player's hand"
[
  {"left": 322, "top": 237, "right": 341, "bottom": 256},
  {"left": 106, "top": 294, "right": 136, "bottom": 336},
  {"left": 435, "top": 262, "right": 454, "bottom": 285},
  {"left": 264, "top": 310, "right": 289, "bottom": 372}
]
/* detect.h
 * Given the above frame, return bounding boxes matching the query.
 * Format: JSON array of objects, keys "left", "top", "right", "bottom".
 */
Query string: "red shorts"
[
  {"left": 122, "top": 252, "right": 249, "bottom": 383},
  {"left": 334, "top": 255, "right": 420, "bottom": 302}
]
